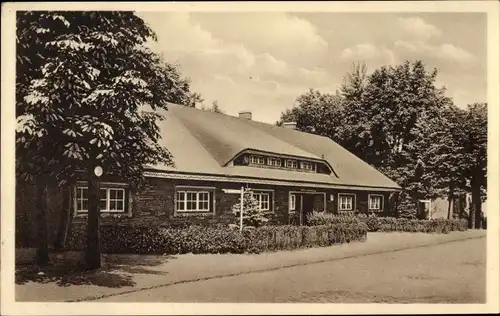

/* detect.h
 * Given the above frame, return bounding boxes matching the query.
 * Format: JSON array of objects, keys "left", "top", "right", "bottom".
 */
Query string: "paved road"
[{"left": 96, "top": 237, "right": 486, "bottom": 303}]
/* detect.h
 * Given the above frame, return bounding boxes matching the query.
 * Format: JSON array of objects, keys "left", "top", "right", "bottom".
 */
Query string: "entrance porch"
[{"left": 288, "top": 191, "right": 327, "bottom": 226}]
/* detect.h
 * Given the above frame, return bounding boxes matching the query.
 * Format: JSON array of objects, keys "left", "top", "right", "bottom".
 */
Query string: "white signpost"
[
  {"left": 223, "top": 188, "right": 245, "bottom": 232},
  {"left": 222, "top": 189, "right": 241, "bottom": 194}
]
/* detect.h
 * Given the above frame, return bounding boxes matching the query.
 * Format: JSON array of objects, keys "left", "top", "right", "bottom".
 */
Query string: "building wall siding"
[{"left": 15, "top": 176, "right": 395, "bottom": 247}]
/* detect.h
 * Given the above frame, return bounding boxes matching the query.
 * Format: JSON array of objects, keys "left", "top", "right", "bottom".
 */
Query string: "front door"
[{"left": 301, "top": 194, "right": 314, "bottom": 225}]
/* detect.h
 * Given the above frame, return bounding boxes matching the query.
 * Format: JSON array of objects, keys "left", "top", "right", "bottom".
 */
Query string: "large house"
[{"left": 16, "top": 103, "right": 401, "bottom": 246}]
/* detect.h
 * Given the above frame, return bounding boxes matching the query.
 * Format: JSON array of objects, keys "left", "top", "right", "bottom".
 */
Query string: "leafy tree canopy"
[
  {"left": 16, "top": 11, "right": 202, "bottom": 186},
  {"left": 279, "top": 60, "right": 486, "bottom": 220},
  {"left": 277, "top": 88, "right": 344, "bottom": 141}
]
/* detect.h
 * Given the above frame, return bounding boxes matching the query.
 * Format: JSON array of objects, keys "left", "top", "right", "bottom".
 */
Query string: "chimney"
[
  {"left": 282, "top": 122, "right": 297, "bottom": 130},
  {"left": 238, "top": 111, "right": 252, "bottom": 120}
]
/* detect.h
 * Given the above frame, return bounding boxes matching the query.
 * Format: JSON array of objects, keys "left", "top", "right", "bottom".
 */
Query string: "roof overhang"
[{"left": 144, "top": 170, "right": 401, "bottom": 192}]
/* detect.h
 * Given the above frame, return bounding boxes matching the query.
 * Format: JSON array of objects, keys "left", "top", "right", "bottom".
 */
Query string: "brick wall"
[{"left": 16, "top": 176, "right": 395, "bottom": 247}]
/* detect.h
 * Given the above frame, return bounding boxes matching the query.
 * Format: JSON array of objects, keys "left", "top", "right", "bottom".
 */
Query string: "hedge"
[
  {"left": 307, "top": 211, "right": 361, "bottom": 226},
  {"left": 66, "top": 222, "right": 368, "bottom": 255},
  {"left": 364, "top": 217, "right": 469, "bottom": 233},
  {"left": 307, "top": 212, "right": 468, "bottom": 233},
  {"left": 67, "top": 225, "right": 247, "bottom": 254},
  {"left": 243, "top": 223, "right": 367, "bottom": 253}
]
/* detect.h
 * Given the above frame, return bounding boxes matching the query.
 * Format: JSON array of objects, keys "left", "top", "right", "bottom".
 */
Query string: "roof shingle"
[{"left": 147, "top": 103, "right": 401, "bottom": 190}]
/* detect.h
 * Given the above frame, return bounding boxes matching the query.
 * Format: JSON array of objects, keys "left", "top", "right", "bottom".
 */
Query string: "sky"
[{"left": 138, "top": 12, "right": 487, "bottom": 124}]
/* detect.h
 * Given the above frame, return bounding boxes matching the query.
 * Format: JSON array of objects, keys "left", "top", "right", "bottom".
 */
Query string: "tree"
[
  {"left": 338, "top": 62, "right": 370, "bottom": 157},
  {"left": 16, "top": 11, "right": 202, "bottom": 268},
  {"left": 210, "top": 100, "right": 224, "bottom": 114},
  {"left": 462, "top": 103, "right": 487, "bottom": 228},
  {"left": 342, "top": 61, "right": 454, "bottom": 216},
  {"left": 276, "top": 89, "right": 345, "bottom": 142},
  {"left": 423, "top": 105, "right": 469, "bottom": 219},
  {"left": 280, "top": 61, "right": 454, "bottom": 218},
  {"left": 201, "top": 100, "right": 224, "bottom": 114},
  {"left": 232, "top": 189, "right": 269, "bottom": 228},
  {"left": 423, "top": 103, "right": 487, "bottom": 226}
]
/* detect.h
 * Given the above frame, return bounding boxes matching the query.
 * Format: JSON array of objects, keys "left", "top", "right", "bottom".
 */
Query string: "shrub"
[
  {"left": 306, "top": 211, "right": 361, "bottom": 226},
  {"left": 67, "top": 224, "right": 247, "bottom": 254},
  {"left": 67, "top": 222, "right": 368, "bottom": 255},
  {"left": 231, "top": 188, "right": 269, "bottom": 228},
  {"left": 305, "top": 211, "right": 468, "bottom": 234},
  {"left": 243, "top": 222, "right": 368, "bottom": 253},
  {"left": 356, "top": 217, "right": 468, "bottom": 233},
  {"left": 364, "top": 215, "right": 381, "bottom": 232}
]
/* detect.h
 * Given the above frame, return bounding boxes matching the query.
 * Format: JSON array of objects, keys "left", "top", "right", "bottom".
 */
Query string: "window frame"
[
  {"left": 289, "top": 194, "right": 296, "bottom": 210},
  {"left": 368, "top": 194, "right": 384, "bottom": 211},
  {"left": 252, "top": 192, "right": 270, "bottom": 211},
  {"left": 337, "top": 193, "right": 356, "bottom": 211},
  {"left": 286, "top": 159, "right": 298, "bottom": 169},
  {"left": 249, "top": 190, "right": 273, "bottom": 212},
  {"left": 75, "top": 187, "right": 126, "bottom": 213},
  {"left": 176, "top": 190, "right": 211, "bottom": 212},
  {"left": 250, "top": 155, "right": 266, "bottom": 165},
  {"left": 267, "top": 157, "right": 281, "bottom": 167},
  {"left": 300, "top": 161, "right": 315, "bottom": 171}
]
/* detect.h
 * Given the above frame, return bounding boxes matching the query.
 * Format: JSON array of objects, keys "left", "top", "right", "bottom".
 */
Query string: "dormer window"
[
  {"left": 300, "top": 161, "right": 315, "bottom": 171},
  {"left": 237, "top": 153, "right": 330, "bottom": 175},
  {"left": 285, "top": 159, "right": 298, "bottom": 169},
  {"left": 250, "top": 155, "right": 265, "bottom": 165},
  {"left": 267, "top": 157, "right": 281, "bottom": 167}
]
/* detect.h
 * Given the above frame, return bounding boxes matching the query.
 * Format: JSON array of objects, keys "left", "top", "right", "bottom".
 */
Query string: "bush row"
[
  {"left": 243, "top": 223, "right": 367, "bottom": 253},
  {"left": 66, "top": 222, "right": 368, "bottom": 255},
  {"left": 364, "top": 217, "right": 468, "bottom": 233},
  {"left": 307, "top": 212, "right": 468, "bottom": 233}
]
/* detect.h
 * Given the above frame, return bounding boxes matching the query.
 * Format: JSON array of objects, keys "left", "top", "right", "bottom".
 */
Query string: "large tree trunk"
[
  {"left": 467, "top": 195, "right": 475, "bottom": 229},
  {"left": 469, "top": 172, "right": 483, "bottom": 229},
  {"left": 472, "top": 185, "right": 482, "bottom": 230},
  {"left": 447, "top": 186, "right": 454, "bottom": 220},
  {"left": 35, "top": 178, "right": 50, "bottom": 265},
  {"left": 85, "top": 170, "right": 101, "bottom": 269},
  {"left": 459, "top": 194, "right": 467, "bottom": 220},
  {"left": 447, "top": 198, "right": 452, "bottom": 220}
]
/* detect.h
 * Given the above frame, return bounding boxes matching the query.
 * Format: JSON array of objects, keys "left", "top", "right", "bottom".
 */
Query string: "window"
[
  {"left": 338, "top": 194, "right": 355, "bottom": 211},
  {"left": 286, "top": 160, "right": 298, "bottom": 169},
  {"left": 300, "top": 161, "right": 315, "bottom": 171},
  {"left": 76, "top": 187, "right": 125, "bottom": 213},
  {"left": 253, "top": 192, "right": 270, "bottom": 211},
  {"left": 267, "top": 157, "right": 281, "bottom": 167},
  {"left": 76, "top": 187, "right": 88, "bottom": 212},
  {"left": 289, "top": 194, "right": 296, "bottom": 210},
  {"left": 250, "top": 155, "right": 265, "bottom": 165},
  {"left": 369, "top": 194, "right": 383, "bottom": 210},
  {"left": 176, "top": 190, "right": 211, "bottom": 212}
]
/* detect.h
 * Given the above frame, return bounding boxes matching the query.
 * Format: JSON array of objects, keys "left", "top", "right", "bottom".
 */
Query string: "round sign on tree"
[{"left": 94, "top": 166, "right": 103, "bottom": 178}]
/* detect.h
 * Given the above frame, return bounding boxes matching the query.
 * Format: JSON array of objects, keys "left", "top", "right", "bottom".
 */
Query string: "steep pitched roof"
[{"left": 147, "top": 103, "right": 401, "bottom": 190}]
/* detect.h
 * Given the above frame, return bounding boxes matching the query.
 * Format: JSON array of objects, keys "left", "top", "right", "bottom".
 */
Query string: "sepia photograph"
[{"left": 1, "top": 1, "right": 499, "bottom": 315}]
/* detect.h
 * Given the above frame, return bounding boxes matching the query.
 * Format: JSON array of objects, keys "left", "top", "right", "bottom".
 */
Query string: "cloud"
[
  {"left": 397, "top": 17, "right": 442, "bottom": 41},
  {"left": 437, "top": 44, "right": 476, "bottom": 63},
  {"left": 394, "top": 41, "right": 476, "bottom": 65},
  {"left": 137, "top": 12, "right": 335, "bottom": 122},
  {"left": 136, "top": 12, "right": 485, "bottom": 122},
  {"left": 191, "top": 12, "right": 328, "bottom": 67},
  {"left": 340, "top": 43, "right": 396, "bottom": 65}
]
